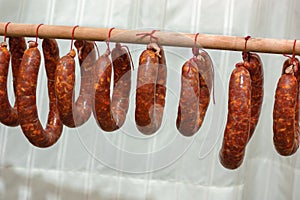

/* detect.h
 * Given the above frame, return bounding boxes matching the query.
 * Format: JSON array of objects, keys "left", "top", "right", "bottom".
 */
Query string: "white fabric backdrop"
[{"left": 0, "top": 0, "right": 300, "bottom": 199}]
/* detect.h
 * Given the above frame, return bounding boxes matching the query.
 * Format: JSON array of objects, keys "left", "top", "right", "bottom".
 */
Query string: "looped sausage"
[
  {"left": 176, "top": 48, "right": 213, "bottom": 136},
  {"left": 219, "top": 65, "right": 251, "bottom": 169},
  {"left": 273, "top": 58, "right": 300, "bottom": 156},
  {"left": 9, "top": 37, "right": 27, "bottom": 94},
  {"left": 93, "top": 43, "right": 132, "bottom": 131},
  {"left": 135, "top": 43, "right": 167, "bottom": 135},
  {"left": 242, "top": 52, "right": 264, "bottom": 140},
  {"left": 176, "top": 59, "right": 200, "bottom": 136},
  {"left": 55, "top": 40, "right": 95, "bottom": 127},
  {"left": 0, "top": 37, "right": 26, "bottom": 126},
  {"left": 16, "top": 39, "right": 63, "bottom": 147}
]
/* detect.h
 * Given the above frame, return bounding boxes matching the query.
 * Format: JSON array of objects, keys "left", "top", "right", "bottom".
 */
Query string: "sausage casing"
[
  {"left": 55, "top": 41, "right": 95, "bottom": 127},
  {"left": 219, "top": 66, "right": 251, "bottom": 169},
  {"left": 16, "top": 40, "right": 62, "bottom": 147}
]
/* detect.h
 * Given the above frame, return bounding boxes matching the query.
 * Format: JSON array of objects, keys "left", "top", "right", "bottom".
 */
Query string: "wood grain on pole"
[{"left": 0, "top": 22, "right": 299, "bottom": 55}]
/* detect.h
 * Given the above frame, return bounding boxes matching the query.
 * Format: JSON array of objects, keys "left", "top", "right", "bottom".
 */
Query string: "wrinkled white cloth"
[{"left": 0, "top": 0, "right": 300, "bottom": 199}]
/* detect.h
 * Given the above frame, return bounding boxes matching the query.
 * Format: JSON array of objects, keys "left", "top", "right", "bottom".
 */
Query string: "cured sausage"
[
  {"left": 242, "top": 52, "right": 264, "bottom": 140},
  {"left": 273, "top": 58, "right": 299, "bottom": 156},
  {"left": 155, "top": 46, "right": 167, "bottom": 129},
  {"left": 93, "top": 43, "right": 132, "bottom": 131},
  {"left": 16, "top": 40, "right": 62, "bottom": 147},
  {"left": 176, "top": 48, "right": 213, "bottom": 136},
  {"left": 9, "top": 37, "right": 27, "bottom": 94},
  {"left": 55, "top": 40, "right": 95, "bottom": 127},
  {"left": 273, "top": 74, "right": 298, "bottom": 156},
  {"left": 283, "top": 58, "right": 300, "bottom": 154},
  {"left": 135, "top": 43, "right": 167, "bottom": 135},
  {"left": 176, "top": 59, "right": 200, "bottom": 136},
  {"left": 0, "top": 37, "right": 26, "bottom": 126},
  {"left": 194, "top": 49, "right": 213, "bottom": 132},
  {"left": 219, "top": 65, "right": 251, "bottom": 169}
]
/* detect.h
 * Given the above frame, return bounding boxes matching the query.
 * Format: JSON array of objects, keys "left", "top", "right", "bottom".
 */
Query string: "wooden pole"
[{"left": 0, "top": 22, "right": 298, "bottom": 55}]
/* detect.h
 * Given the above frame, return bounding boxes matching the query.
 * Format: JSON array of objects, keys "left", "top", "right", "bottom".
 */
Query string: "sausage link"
[
  {"left": 93, "top": 43, "right": 133, "bottom": 132},
  {"left": 242, "top": 52, "right": 264, "bottom": 140},
  {"left": 273, "top": 58, "right": 300, "bottom": 155},
  {"left": 219, "top": 66, "right": 251, "bottom": 169},
  {"left": 55, "top": 41, "right": 95, "bottom": 127},
  {"left": 74, "top": 40, "right": 95, "bottom": 125},
  {"left": 176, "top": 59, "right": 200, "bottom": 136},
  {"left": 0, "top": 43, "right": 15, "bottom": 126},
  {"left": 135, "top": 44, "right": 167, "bottom": 134},
  {"left": 194, "top": 50, "right": 214, "bottom": 130},
  {"left": 273, "top": 73, "right": 298, "bottom": 156},
  {"left": 155, "top": 46, "right": 167, "bottom": 130},
  {"left": 9, "top": 37, "right": 27, "bottom": 97},
  {"left": 284, "top": 58, "right": 300, "bottom": 154},
  {"left": 110, "top": 43, "right": 132, "bottom": 129},
  {"left": 16, "top": 40, "right": 62, "bottom": 147},
  {"left": 93, "top": 53, "right": 115, "bottom": 131},
  {"left": 0, "top": 38, "right": 26, "bottom": 126}
]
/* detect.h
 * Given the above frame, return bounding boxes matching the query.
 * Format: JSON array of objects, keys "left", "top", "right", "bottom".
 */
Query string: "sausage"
[
  {"left": 93, "top": 52, "right": 114, "bottom": 131},
  {"left": 155, "top": 46, "right": 167, "bottom": 129},
  {"left": 194, "top": 49, "right": 214, "bottom": 131},
  {"left": 242, "top": 52, "right": 264, "bottom": 140},
  {"left": 135, "top": 43, "right": 167, "bottom": 134},
  {"left": 176, "top": 59, "right": 200, "bottom": 136},
  {"left": 273, "top": 58, "right": 299, "bottom": 156},
  {"left": 111, "top": 44, "right": 132, "bottom": 128},
  {"left": 283, "top": 58, "right": 300, "bottom": 154},
  {"left": 93, "top": 43, "right": 132, "bottom": 131},
  {"left": 0, "top": 42, "right": 15, "bottom": 126},
  {"left": 273, "top": 73, "right": 298, "bottom": 156},
  {"left": 111, "top": 43, "right": 132, "bottom": 129},
  {"left": 219, "top": 65, "right": 251, "bottom": 169},
  {"left": 16, "top": 40, "right": 62, "bottom": 147},
  {"left": 176, "top": 48, "right": 213, "bottom": 136},
  {"left": 9, "top": 37, "right": 27, "bottom": 100},
  {"left": 0, "top": 38, "right": 26, "bottom": 126},
  {"left": 55, "top": 40, "right": 95, "bottom": 127}
]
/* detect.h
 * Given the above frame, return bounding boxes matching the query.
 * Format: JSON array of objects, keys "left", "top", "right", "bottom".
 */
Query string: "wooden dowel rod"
[{"left": 0, "top": 22, "right": 298, "bottom": 55}]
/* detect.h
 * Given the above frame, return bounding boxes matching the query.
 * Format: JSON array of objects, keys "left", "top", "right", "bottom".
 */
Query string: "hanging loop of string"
[
  {"left": 70, "top": 25, "right": 79, "bottom": 51},
  {"left": 243, "top": 35, "right": 251, "bottom": 53},
  {"left": 283, "top": 40, "right": 298, "bottom": 73},
  {"left": 283, "top": 40, "right": 297, "bottom": 61},
  {"left": 3, "top": 22, "right": 11, "bottom": 43},
  {"left": 105, "top": 27, "right": 115, "bottom": 54},
  {"left": 28, "top": 23, "right": 43, "bottom": 47},
  {"left": 136, "top": 30, "right": 159, "bottom": 43},
  {"left": 35, "top": 24, "right": 43, "bottom": 44},
  {"left": 192, "top": 33, "right": 200, "bottom": 57},
  {"left": 189, "top": 33, "right": 201, "bottom": 73},
  {"left": 242, "top": 35, "right": 251, "bottom": 61}
]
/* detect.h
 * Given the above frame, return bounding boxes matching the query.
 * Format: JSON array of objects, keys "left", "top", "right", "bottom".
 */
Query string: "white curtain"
[{"left": 0, "top": 0, "right": 300, "bottom": 199}]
